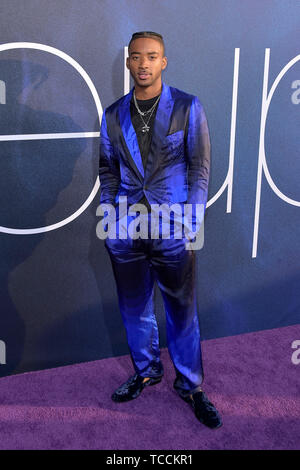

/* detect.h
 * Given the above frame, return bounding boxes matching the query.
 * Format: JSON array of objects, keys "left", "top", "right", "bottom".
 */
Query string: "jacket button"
[{"left": 143, "top": 185, "right": 147, "bottom": 190}]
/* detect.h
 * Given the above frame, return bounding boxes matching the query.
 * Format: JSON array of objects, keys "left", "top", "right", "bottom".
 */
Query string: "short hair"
[{"left": 128, "top": 31, "right": 165, "bottom": 56}]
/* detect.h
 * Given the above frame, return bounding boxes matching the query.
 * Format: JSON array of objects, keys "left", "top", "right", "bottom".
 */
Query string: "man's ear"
[
  {"left": 162, "top": 56, "right": 168, "bottom": 70},
  {"left": 126, "top": 57, "right": 130, "bottom": 69}
]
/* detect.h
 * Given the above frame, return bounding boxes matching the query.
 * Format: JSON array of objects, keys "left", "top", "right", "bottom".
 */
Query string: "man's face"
[{"left": 126, "top": 37, "right": 167, "bottom": 89}]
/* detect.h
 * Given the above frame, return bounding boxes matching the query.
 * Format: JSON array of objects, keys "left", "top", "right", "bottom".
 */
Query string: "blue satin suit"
[{"left": 99, "top": 82, "right": 211, "bottom": 397}]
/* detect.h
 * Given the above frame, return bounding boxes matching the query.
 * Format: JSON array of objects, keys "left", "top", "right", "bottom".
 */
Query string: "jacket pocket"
[
  {"left": 163, "top": 130, "right": 184, "bottom": 156},
  {"left": 165, "top": 129, "right": 184, "bottom": 145}
]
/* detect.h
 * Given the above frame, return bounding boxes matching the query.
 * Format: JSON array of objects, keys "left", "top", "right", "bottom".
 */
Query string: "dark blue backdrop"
[{"left": 0, "top": 0, "right": 299, "bottom": 377}]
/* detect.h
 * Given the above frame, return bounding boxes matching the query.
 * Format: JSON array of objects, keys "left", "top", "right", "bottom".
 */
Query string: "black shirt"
[{"left": 130, "top": 93, "right": 161, "bottom": 211}]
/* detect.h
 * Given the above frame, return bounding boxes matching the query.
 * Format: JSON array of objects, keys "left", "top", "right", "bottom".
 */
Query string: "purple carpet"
[{"left": 0, "top": 324, "right": 299, "bottom": 450}]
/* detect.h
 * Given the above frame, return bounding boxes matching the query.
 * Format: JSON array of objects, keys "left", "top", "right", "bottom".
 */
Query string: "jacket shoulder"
[
  {"left": 104, "top": 93, "right": 128, "bottom": 116},
  {"left": 169, "top": 86, "right": 198, "bottom": 105}
]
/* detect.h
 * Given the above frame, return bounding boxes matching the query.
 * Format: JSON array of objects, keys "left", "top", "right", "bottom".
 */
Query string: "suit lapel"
[
  {"left": 118, "top": 82, "right": 174, "bottom": 181},
  {"left": 145, "top": 82, "right": 174, "bottom": 177},
  {"left": 118, "top": 88, "right": 144, "bottom": 180}
]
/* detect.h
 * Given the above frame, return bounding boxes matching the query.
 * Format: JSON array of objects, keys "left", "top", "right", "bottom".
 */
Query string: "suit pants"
[{"left": 104, "top": 211, "right": 204, "bottom": 398}]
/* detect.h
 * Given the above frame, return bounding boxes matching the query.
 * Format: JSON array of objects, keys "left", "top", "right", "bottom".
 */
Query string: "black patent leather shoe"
[
  {"left": 181, "top": 390, "right": 222, "bottom": 429},
  {"left": 111, "top": 373, "right": 163, "bottom": 402}
]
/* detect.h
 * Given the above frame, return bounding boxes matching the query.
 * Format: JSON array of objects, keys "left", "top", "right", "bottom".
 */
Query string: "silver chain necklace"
[{"left": 133, "top": 90, "right": 161, "bottom": 133}]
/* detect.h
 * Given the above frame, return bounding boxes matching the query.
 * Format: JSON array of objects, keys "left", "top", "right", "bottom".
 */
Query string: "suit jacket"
[{"left": 99, "top": 82, "right": 210, "bottom": 217}]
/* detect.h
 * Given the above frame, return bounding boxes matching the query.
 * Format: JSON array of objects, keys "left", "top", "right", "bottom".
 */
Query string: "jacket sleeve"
[
  {"left": 99, "top": 109, "right": 120, "bottom": 206},
  {"left": 185, "top": 96, "right": 211, "bottom": 218}
]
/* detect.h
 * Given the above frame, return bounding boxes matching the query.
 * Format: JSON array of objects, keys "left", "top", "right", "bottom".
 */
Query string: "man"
[{"left": 99, "top": 31, "right": 222, "bottom": 429}]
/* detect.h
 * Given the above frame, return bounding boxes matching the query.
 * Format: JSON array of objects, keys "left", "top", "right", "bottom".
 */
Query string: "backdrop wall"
[{"left": 0, "top": 0, "right": 299, "bottom": 377}]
